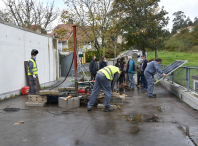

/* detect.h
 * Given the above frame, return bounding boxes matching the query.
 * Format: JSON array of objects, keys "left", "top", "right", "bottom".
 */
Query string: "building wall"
[
  {"left": 0, "top": 21, "right": 59, "bottom": 98},
  {"left": 61, "top": 53, "right": 74, "bottom": 77}
]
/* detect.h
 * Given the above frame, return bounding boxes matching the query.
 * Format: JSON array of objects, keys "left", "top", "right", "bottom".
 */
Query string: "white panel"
[{"left": 0, "top": 23, "right": 57, "bottom": 95}]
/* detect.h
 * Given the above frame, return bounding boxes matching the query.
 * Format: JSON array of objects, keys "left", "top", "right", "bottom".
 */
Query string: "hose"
[{"left": 49, "top": 54, "right": 74, "bottom": 90}]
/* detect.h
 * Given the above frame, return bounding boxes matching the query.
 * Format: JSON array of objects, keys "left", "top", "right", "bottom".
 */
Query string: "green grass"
[
  {"left": 147, "top": 51, "right": 198, "bottom": 66},
  {"left": 147, "top": 51, "right": 198, "bottom": 91}
]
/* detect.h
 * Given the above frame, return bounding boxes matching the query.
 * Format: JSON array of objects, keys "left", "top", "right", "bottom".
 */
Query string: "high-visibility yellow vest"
[
  {"left": 28, "top": 59, "right": 38, "bottom": 75},
  {"left": 99, "top": 65, "right": 120, "bottom": 81}
]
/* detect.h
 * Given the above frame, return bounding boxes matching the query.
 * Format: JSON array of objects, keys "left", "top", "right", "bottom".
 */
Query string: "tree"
[
  {"left": 184, "top": 16, "right": 193, "bottom": 27},
  {"left": 0, "top": 9, "right": 12, "bottom": 22},
  {"left": 194, "top": 17, "right": 198, "bottom": 25},
  {"left": 171, "top": 11, "right": 186, "bottom": 34},
  {"left": 61, "top": 0, "right": 117, "bottom": 61},
  {"left": 3, "top": 0, "right": 59, "bottom": 33},
  {"left": 190, "top": 23, "right": 198, "bottom": 46},
  {"left": 112, "top": 0, "right": 169, "bottom": 56}
]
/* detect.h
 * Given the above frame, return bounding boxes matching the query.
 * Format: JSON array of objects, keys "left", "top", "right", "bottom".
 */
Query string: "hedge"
[
  {"left": 85, "top": 49, "right": 121, "bottom": 63},
  {"left": 85, "top": 51, "right": 101, "bottom": 62}
]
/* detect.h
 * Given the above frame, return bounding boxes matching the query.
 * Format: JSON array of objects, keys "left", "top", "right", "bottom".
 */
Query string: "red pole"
[{"left": 72, "top": 25, "right": 78, "bottom": 93}]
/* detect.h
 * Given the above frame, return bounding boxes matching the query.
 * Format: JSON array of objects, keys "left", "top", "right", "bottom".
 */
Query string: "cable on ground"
[{"left": 163, "top": 79, "right": 198, "bottom": 120}]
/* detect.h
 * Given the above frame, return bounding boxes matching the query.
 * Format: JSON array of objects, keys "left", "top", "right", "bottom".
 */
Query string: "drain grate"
[{"left": 3, "top": 108, "right": 20, "bottom": 112}]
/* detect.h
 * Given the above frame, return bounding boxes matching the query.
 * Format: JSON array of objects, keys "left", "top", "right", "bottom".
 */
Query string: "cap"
[{"left": 31, "top": 49, "right": 39, "bottom": 55}]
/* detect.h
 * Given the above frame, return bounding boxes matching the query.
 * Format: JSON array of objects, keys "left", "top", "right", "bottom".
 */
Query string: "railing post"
[
  {"left": 186, "top": 67, "right": 190, "bottom": 92},
  {"left": 171, "top": 72, "right": 174, "bottom": 84}
]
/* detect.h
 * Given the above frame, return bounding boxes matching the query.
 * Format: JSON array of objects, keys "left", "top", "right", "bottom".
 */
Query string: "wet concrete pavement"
[{"left": 0, "top": 83, "right": 198, "bottom": 146}]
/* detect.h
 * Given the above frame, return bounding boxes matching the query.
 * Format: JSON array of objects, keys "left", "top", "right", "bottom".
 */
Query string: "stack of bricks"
[
  {"left": 59, "top": 96, "right": 81, "bottom": 109},
  {"left": 25, "top": 95, "right": 47, "bottom": 107}
]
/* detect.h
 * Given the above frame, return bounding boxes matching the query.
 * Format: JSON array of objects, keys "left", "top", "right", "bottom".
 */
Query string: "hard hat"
[{"left": 31, "top": 49, "right": 39, "bottom": 55}]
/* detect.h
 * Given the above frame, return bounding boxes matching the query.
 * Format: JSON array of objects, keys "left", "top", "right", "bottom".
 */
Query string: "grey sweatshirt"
[{"left": 144, "top": 61, "right": 163, "bottom": 75}]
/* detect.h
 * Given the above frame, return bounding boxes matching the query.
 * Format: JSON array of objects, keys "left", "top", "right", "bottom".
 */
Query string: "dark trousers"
[
  {"left": 137, "top": 74, "right": 142, "bottom": 85},
  {"left": 117, "top": 76, "right": 123, "bottom": 85},
  {"left": 88, "top": 74, "right": 112, "bottom": 108},
  {"left": 91, "top": 72, "right": 96, "bottom": 80},
  {"left": 142, "top": 71, "right": 147, "bottom": 89},
  {"left": 28, "top": 75, "right": 36, "bottom": 94}
]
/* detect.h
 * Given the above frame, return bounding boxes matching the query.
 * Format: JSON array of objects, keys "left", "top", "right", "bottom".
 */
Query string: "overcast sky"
[{"left": 1, "top": 0, "right": 198, "bottom": 31}]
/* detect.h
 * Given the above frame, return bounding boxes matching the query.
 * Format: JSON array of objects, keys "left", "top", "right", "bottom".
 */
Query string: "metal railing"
[{"left": 159, "top": 64, "right": 198, "bottom": 93}]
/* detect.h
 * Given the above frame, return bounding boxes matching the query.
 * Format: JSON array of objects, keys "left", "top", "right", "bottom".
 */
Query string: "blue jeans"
[
  {"left": 128, "top": 73, "right": 134, "bottom": 88},
  {"left": 87, "top": 74, "right": 112, "bottom": 108},
  {"left": 142, "top": 71, "right": 147, "bottom": 89}
]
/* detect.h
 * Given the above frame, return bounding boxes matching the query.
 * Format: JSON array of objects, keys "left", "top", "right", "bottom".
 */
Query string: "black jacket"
[
  {"left": 99, "top": 61, "right": 107, "bottom": 69},
  {"left": 115, "top": 62, "right": 124, "bottom": 71},
  {"left": 89, "top": 60, "right": 98, "bottom": 74},
  {"left": 142, "top": 59, "right": 148, "bottom": 71}
]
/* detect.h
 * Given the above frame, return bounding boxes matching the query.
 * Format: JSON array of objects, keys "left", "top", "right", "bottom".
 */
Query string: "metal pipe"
[
  {"left": 186, "top": 67, "right": 190, "bottom": 92},
  {"left": 72, "top": 25, "right": 78, "bottom": 93}
]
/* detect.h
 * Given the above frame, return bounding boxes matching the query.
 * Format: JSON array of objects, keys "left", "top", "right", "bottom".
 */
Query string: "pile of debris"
[{"left": 25, "top": 86, "right": 126, "bottom": 110}]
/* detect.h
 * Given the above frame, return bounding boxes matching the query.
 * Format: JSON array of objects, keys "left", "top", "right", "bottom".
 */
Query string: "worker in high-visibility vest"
[
  {"left": 28, "top": 49, "right": 39, "bottom": 95},
  {"left": 87, "top": 65, "right": 120, "bottom": 112}
]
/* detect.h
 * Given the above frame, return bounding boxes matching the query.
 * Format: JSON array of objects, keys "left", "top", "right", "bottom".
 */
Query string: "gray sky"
[
  {"left": 159, "top": 0, "right": 198, "bottom": 31},
  {"left": 1, "top": 0, "right": 198, "bottom": 31}
]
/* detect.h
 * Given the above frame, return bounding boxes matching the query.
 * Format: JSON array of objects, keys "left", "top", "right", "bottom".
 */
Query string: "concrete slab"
[
  {"left": 161, "top": 80, "right": 198, "bottom": 110},
  {"left": 58, "top": 97, "right": 68, "bottom": 109},
  {"left": 25, "top": 102, "right": 45, "bottom": 107},
  {"left": 39, "top": 90, "right": 59, "bottom": 96},
  {"left": 73, "top": 97, "right": 80, "bottom": 108},
  {"left": 0, "top": 84, "right": 197, "bottom": 146}
]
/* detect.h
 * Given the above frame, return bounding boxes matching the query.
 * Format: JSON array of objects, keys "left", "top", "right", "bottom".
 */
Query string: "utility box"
[
  {"left": 132, "top": 53, "right": 138, "bottom": 64},
  {"left": 192, "top": 75, "right": 198, "bottom": 91},
  {"left": 79, "top": 54, "right": 84, "bottom": 57}
]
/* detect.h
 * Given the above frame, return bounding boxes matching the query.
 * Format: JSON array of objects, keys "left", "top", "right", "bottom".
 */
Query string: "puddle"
[
  {"left": 130, "top": 125, "right": 140, "bottom": 134},
  {"left": 125, "top": 113, "right": 161, "bottom": 124}
]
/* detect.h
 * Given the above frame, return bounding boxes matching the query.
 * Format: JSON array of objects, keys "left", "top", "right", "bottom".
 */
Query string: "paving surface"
[{"left": 0, "top": 83, "right": 198, "bottom": 146}]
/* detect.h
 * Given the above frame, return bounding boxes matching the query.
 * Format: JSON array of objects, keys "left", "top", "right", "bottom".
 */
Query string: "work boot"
[
  {"left": 148, "top": 94, "right": 156, "bottom": 98},
  {"left": 87, "top": 108, "right": 92, "bottom": 111},
  {"left": 104, "top": 106, "right": 114, "bottom": 112}
]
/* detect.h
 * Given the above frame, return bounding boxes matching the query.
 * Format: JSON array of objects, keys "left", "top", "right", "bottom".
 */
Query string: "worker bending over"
[
  {"left": 144, "top": 58, "right": 167, "bottom": 98},
  {"left": 28, "top": 49, "right": 39, "bottom": 95},
  {"left": 87, "top": 65, "right": 120, "bottom": 112}
]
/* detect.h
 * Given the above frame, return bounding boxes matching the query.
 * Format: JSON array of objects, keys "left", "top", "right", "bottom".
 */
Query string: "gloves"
[{"left": 33, "top": 74, "right": 38, "bottom": 79}]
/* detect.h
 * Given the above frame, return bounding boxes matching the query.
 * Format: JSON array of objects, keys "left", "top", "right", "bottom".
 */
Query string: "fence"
[{"left": 159, "top": 64, "right": 198, "bottom": 93}]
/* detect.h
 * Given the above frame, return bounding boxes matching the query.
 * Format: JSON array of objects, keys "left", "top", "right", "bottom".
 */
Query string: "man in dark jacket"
[
  {"left": 135, "top": 61, "right": 142, "bottom": 87},
  {"left": 115, "top": 58, "right": 124, "bottom": 84},
  {"left": 89, "top": 56, "right": 98, "bottom": 80},
  {"left": 99, "top": 57, "right": 107, "bottom": 69},
  {"left": 141, "top": 55, "right": 148, "bottom": 90}
]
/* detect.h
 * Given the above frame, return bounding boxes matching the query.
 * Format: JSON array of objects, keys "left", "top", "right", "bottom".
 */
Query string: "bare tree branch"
[{"left": 3, "top": 0, "right": 60, "bottom": 33}]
